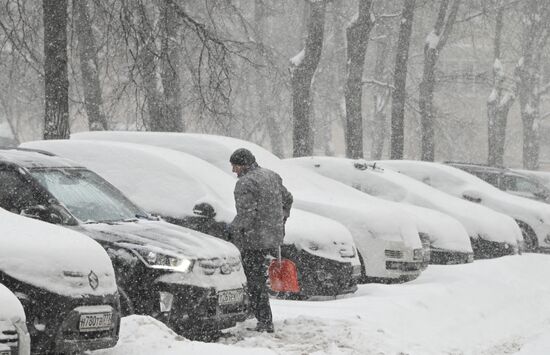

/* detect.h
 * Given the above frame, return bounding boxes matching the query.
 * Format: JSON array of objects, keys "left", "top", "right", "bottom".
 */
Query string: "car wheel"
[
  {"left": 516, "top": 220, "right": 538, "bottom": 252},
  {"left": 118, "top": 286, "right": 134, "bottom": 316},
  {"left": 357, "top": 251, "right": 368, "bottom": 284}
]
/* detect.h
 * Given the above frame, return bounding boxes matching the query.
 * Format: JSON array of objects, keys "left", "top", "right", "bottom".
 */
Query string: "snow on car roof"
[
  {"left": 0, "top": 149, "right": 83, "bottom": 169},
  {"left": 71, "top": 132, "right": 423, "bottom": 249},
  {"left": 0, "top": 208, "right": 117, "bottom": 297},
  {"left": 379, "top": 160, "right": 550, "bottom": 214},
  {"left": 288, "top": 157, "right": 520, "bottom": 245},
  {"left": 377, "top": 160, "right": 550, "bottom": 239},
  {"left": 0, "top": 283, "right": 25, "bottom": 322},
  {"left": 21, "top": 139, "right": 359, "bottom": 263}
]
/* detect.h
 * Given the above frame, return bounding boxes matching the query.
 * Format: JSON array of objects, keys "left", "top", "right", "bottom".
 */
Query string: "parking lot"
[{"left": 91, "top": 253, "right": 550, "bottom": 355}]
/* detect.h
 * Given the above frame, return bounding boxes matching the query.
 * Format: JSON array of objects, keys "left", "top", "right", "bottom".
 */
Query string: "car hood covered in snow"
[
  {"left": 0, "top": 208, "right": 117, "bottom": 297},
  {"left": 288, "top": 156, "right": 519, "bottom": 246},
  {"left": 0, "top": 284, "right": 25, "bottom": 322},
  {"left": 69, "top": 132, "right": 423, "bottom": 251},
  {"left": 78, "top": 219, "right": 241, "bottom": 261},
  {"left": 21, "top": 140, "right": 358, "bottom": 264}
]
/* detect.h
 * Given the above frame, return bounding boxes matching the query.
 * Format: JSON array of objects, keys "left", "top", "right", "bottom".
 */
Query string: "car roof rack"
[
  {"left": 12, "top": 147, "right": 58, "bottom": 157},
  {"left": 443, "top": 161, "right": 506, "bottom": 170}
]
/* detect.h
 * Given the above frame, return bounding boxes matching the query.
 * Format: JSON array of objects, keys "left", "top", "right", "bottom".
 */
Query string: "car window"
[
  {"left": 504, "top": 175, "right": 540, "bottom": 193},
  {"left": 0, "top": 168, "right": 43, "bottom": 213},
  {"left": 30, "top": 168, "right": 143, "bottom": 223},
  {"left": 471, "top": 171, "right": 499, "bottom": 188}
]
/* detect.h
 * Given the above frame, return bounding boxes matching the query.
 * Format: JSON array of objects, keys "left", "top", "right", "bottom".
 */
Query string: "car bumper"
[
  {"left": 22, "top": 292, "right": 120, "bottom": 354},
  {"left": 153, "top": 282, "right": 249, "bottom": 336},
  {"left": 430, "top": 248, "right": 474, "bottom": 264},
  {"left": 280, "top": 245, "right": 358, "bottom": 297},
  {"left": 470, "top": 237, "right": 516, "bottom": 259}
]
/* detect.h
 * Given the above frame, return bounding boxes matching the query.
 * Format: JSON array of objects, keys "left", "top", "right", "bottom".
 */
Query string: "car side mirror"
[
  {"left": 462, "top": 191, "right": 482, "bottom": 203},
  {"left": 192, "top": 202, "right": 216, "bottom": 218},
  {"left": 21, "top": 205, "right": 63, "bottom": 224}
]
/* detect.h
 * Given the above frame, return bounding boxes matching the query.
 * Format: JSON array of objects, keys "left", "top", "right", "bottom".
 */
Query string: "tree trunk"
[
  {"left": 370, "top": 40, "right": 391, "bottom": 160},
  {"left": 291, "top": 0, "right": 327, "bottom": 157},
  {"left": 515, "top": 0, "right": 550, "bottom": 170},
  {"left": 159, "top": 0, "right": 184, "bottom": 132},
  {"left": 136, "top": 4, "right": 166, "bottom": 131},
  {"left": 344, "top": 0, "right": 374, "bottom": 159},
  {"left": 74, "top": 0, "right": 108, "bottom": 131},
  {"left": 43, "top": 0, "right": 69, "bottom": 139},
  {"left": 419, "top": 0, "right": 460, "bottom": 161},
  {"left": 487, "top": 7, "right": 514, "bottom": 167},
  {"left": 255, "top": 0, "right": 284, "bottom": 157},
  {"left": 390, "top": 0, "right": 415, "bottom": 159}
]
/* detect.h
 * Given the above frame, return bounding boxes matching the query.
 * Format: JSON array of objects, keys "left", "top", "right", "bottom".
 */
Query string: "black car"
[
  {"left": 0, "top": 149, "right": 249, "bottom": 340},
  {"left": 0, "top": 208, "right": 121, "bottom": 354},
  {"left": 445, "top": 162, "right": 550, "bottom": 203}
]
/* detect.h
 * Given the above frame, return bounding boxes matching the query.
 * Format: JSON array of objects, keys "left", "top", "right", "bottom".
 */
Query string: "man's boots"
[{"left": 247, "top": 322, "right": 274, "bottom": 333}]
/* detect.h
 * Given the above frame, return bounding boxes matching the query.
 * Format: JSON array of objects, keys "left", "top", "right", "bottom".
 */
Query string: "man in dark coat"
[{"left": 229, "top": 148, "right": 293, "bottom": 333}]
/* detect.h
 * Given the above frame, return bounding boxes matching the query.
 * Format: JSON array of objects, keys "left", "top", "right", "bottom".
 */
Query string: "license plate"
[
  {"left": 0, "top": 351, "right": 10, "bottom": 355},
  {"left": 218, "top": 289, "right": 244, "bottom": 306},
  {"left": 79, "top": 312, "right": 113, "bottom": 332}
]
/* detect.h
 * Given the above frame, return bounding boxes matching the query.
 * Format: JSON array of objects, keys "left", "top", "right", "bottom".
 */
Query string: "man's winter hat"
[{"left": 230, "top": 148, "right": 256, "bottom": 166}]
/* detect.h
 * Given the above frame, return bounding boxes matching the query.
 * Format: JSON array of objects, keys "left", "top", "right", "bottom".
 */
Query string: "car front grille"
[
  {"left": 0, "top": 322, "right": 18, "bottom": 354},
  {"left": 386, "top": 261, "right": 423, "bottom": 271},
  {"left": 198, "top": 256, "right": 242, "bottom": 276},
  {"left": 385, "top": 250, "right": 403, "bottom": 259}
]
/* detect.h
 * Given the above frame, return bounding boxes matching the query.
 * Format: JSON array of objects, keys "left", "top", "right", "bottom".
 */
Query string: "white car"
[
  {"left": 70, "top": 132, "right": 427, "bottom": 283},
  {"left": 0, "top": 284, "right": 30, "bottom": 355},
  {"left": 287, "top": 157, "right": 478, "bottom": 263},
  {"left": 0, "top": 208, "right": 120, "bottom": 354},
  {"left": 375, "top": 160, "right": 540, "bottom": 252},
  {"left": 21, "top": 139, "right": 361, "bottom": 296}
]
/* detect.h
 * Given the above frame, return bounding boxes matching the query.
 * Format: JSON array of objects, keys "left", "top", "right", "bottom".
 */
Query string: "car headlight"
[{"left": 134, "top": 249, "right": 193, "bottom": 273}]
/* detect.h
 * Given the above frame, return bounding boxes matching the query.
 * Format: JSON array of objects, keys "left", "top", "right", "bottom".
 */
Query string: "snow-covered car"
[
  {"left": 448, "top": 162, "right": 550, "bottom": 204},
  {"left": 21, "top": 140, "right": 361, "bottom": 298},
  {"left": 0, "top": 149, "right": 248, "bottom": 339},
  {"left": 71, "top": 132, "right": 428, "bottom": 283},
  {"left": 287, "top": 157, "right": 478, "bottom": 263},
  {"left": 0, "top": 284, "right": 30, "bottom": 355},
  {"left": 0, "top": 208, "right": 120, "bottom": 353},
  {"left": 374, "top": 160, "right": 538, "bottom": 253}
]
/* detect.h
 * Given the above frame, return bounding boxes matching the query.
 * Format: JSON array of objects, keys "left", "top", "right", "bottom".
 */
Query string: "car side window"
[
  {"left": 509, "top": 176, "right": 540, "bottom": 194},
  {"left": 474, "top": 171, "right": 499, "bottom": 188},
  {"left": 0, "top": 168, "right": 42, "bottom": 213}
]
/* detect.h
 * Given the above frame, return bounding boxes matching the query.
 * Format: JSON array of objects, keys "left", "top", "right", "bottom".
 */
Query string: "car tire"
[
  {"left": 516, "top": 220, "right": 538, "bottom": 252},
  {"left": 118, "top": 286, "right": 134, "bottom": 316},
  {"left": 357, "top": 251, "right": 368, "bottom": 284}
]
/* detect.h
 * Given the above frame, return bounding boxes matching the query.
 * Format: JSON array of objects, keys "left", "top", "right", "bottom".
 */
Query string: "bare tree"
[
  {"left": 344, "top": 0, "right": 374, "bottom": 158},
  {"left": 389, "top": 0, "right": 415, "bottom": 159},
  {"left": 515, "top": 0, "right": 550, "bottom": 169},
  {"left": 487, "top": 4, "right": 514, "bottom": 167},
  {"left": 254, "top": 0, "right": 284, "bottom": 156},
  {"left": 43, "top": 0, "right": 69, "bottom": 139},
  {"left": 291, "top": 0, "right": 327, "bottom": 157},
  {"left": 419, "top": 0, "right": 461, "bottom": 161},
  {"left": 370, "top": 39, "right": 392, "bottom": 159},
  {"left": 74, "top": 0, "right": 108, "bottom": 131},
  {"left": 159, "top": 0, "right": 184, "bottom": 132}
]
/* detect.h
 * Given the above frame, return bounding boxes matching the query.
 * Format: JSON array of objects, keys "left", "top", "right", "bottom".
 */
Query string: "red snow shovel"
[{"left": 268, "top": 248, "right": 300, "bottom": 293}]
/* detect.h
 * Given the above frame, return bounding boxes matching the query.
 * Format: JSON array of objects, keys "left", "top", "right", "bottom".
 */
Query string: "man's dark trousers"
[{"left": 240, "top": 248, "right": 277, "bottom": 326}]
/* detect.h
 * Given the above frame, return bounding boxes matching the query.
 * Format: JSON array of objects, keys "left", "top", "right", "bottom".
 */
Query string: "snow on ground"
[{"left": 92, "top": 254, "right": 550, "bottom": 355}]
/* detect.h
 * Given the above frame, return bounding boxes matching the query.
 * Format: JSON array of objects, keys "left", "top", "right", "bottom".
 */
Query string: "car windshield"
[{"left": 30, "top": 168, "right": 144, "bottom": 223}]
